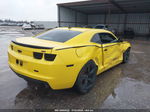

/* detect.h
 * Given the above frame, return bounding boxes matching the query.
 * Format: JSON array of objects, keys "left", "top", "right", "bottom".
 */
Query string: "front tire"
[
  {"left": 123, "top": 48, "right": 130, "bottom": 63},
  {"left": 74, "top": 60, "right": 98, "bottom": 94}
]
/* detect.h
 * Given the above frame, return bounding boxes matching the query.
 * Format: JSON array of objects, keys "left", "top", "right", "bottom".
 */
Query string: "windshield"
[{"left": 36, "top": 29, "right": 81, "bottom": 42}]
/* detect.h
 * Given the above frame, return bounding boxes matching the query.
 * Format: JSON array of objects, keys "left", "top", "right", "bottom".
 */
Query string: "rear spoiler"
[{"left": 11, "top": 40, "right": 53, "bottom": 49}]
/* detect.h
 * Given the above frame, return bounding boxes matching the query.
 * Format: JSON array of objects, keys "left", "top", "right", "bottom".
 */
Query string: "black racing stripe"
[
  {"left": 12, "top": 41, "right": 53, "bottom": 49},
  {"left": 102, "top": 44, "right": 119, "bottom": 48},
  {"left": 56, "top": 45, "right": 102, "bottom": 50},
  {"left": 56, "top": 43, "right": 122, "bottom": 50}
]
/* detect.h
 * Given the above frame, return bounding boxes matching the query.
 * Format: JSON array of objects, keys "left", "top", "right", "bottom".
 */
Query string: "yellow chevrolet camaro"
[{"left": 8, "top": 27, "right": 131, "bottom": 94}]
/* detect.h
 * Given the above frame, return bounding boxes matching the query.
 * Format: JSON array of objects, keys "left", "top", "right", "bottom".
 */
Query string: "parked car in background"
[
  {"left": 34, "top": 24, "right": 45, "bottom": 29},
  {"left": 17, "top": 23, "right": 23, "bottom": 26},
  {"left": 22, "top": 23, "right": 32, "bottom": 30},
  {"left": 124, "top": 27, "right": 135, "bottom": 39},
  {"left": 0, "top": 22, "right": 8, "bottom": 26},
  {"left": 94, "top": 24, "right": 116, "bottom": 35},
  {"left": 94, "top": 24, "right": 108, "bottom": 30},
  {"left": 30, "top": 22, "right": 45, "bottom": 30},
  {"left": 81, "top": 25, "right": 93, "bottom": 28},
  {"left": 8, "top": 23, "right": 17, "bottom": 26}
]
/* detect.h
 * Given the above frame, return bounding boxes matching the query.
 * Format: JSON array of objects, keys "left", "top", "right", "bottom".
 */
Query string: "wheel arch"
[
  {"left": 124, "top": 46, "right": 131, "bottom": 53},
  {"left": 73, "top": 59, "right": 98, "bottom": 86},
  {"left": 122, "top": 41, "right": 131, "bottom": 53},
  {"left": 73, "top": 59, "right": 98, "bottom": 93}
]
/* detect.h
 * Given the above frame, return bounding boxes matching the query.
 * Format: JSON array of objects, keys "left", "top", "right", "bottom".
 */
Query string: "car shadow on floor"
[{"left": 14, "top": 64, "right": 124, "bottom": 109}]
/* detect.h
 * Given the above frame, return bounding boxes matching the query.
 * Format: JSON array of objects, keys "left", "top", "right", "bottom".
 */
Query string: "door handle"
[{"left": 104, "top": 49, "right": 108, "bottom": 51}]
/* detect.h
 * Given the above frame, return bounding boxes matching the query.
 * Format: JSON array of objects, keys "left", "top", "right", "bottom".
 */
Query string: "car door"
[
  {"left": 90, "top": 33, "right": 105, "bottom": 73},
  {"left": 99, "top": 33, "right": 122, "bottom": 69}
]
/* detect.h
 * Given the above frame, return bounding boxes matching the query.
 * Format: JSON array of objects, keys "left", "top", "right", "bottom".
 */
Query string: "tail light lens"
[
  {"left": 33, "top": 52, "right": 43, "bottom": 59},
  {"left": 44, "top": 54, "right": 56, "bottom": 61}
]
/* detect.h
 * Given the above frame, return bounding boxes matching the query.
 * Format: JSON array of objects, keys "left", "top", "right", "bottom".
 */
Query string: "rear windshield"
[{"left": 36, "top": 29, "right": 81, "bottom": 42}]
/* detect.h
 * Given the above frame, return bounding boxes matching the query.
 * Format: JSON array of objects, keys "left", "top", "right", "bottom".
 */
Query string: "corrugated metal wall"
[
  {"left": 88, "top": 13, "right": 150, "bottom": 35},
  {"left": 59, "top": 7, "right": 76, "bottom": 27},
  {"left": 126, "top": 13, "right": 150, "bottom": 35},
  {"left": 76, "top": 12, "right": 88, "bottom": 27},
  {"left": 59, "top": 7, "right": 87, "bottom": 27},
  {"left": 58, "top": 6, "right": 150, "bottom": 35}
]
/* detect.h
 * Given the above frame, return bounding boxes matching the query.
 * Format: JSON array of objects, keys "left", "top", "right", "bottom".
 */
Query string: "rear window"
[{"left": 36, "top": 29, "right": 81, "bottom": 42}]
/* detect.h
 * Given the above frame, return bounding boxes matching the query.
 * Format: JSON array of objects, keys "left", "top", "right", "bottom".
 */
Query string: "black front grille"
[
  {"left": 33, "top": 52, "right": 43, "bottom": 59},
  {"left": 44, "top": 54, "right": 56, "bottom": 61}
]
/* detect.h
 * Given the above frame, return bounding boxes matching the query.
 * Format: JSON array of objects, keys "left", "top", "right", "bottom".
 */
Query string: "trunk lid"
[
  {"left": 15, "top": 37, "right": 69, "bottom": 48},
  {"left": 10, "top": 37, "right": 69, "bottom": 58}
]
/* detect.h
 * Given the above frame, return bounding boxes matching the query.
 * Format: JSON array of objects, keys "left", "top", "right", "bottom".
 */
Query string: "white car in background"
[{"left": 22, "top": 23, "right": 32, "bottom": 30}]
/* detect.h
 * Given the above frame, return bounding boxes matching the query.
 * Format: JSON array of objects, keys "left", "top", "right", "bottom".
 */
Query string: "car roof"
[
  {"left": 57, "top": 27, "right": 110, "bottom": 33},
  {"left": 53, "top": 27, "right": 114, "bottom": 45}
]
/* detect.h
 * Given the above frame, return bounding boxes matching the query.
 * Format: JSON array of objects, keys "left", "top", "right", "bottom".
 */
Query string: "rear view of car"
[{"left": 8, "top": 28, "right": 84, "bottom": 91}]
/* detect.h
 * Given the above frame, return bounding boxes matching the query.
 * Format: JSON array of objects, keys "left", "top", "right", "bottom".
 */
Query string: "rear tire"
[
  {"left": 74, "top": 60, "right": 97, "bottom": 94},
  {"left": 123, "top": 48, "right": 130, "bottom": 63}
]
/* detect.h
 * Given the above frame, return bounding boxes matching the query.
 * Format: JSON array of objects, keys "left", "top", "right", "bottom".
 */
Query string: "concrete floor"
[{"left": 0, "top": 26, "right": 150, "bottom": 109}]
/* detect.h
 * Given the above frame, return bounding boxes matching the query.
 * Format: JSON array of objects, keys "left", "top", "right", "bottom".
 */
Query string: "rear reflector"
[
  {"left": 33, "top": 52, "right": 43, "bottom": 59},
  {"left": 44, "top": 54, "right": 56, "bottom": 61}
]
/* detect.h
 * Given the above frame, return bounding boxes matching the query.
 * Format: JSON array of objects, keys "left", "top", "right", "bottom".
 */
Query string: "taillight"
[
  {"left": 44, "top": 54, "right": 56, "bottom": 61},
  {"left": 33, "top": 52, "right": 43, "bottom": 59}
]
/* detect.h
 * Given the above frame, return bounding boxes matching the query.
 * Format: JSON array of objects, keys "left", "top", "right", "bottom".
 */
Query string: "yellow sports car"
[{"left": 8, "top": 27, "right": 131, "bottom": 94}]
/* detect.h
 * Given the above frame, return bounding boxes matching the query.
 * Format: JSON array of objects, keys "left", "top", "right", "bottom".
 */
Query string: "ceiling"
[{"left": 57, "top": 0, "right": 150, "bottom": 14}]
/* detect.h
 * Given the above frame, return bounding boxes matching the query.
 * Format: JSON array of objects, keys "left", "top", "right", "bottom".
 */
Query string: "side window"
[
  {"left": 99, "top": 33, "right": 117, "bottom": 44},
  {"left": 91, "top": 34, "right": 101, "bottom": 43}
]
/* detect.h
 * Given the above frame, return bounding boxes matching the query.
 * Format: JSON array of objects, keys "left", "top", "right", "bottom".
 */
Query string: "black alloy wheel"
[
  {"left": 75, "top": 60, "right": 97, "bottom": 94},
  {"left": 123, "top": 48, "right": 130, "bottom": 63}
]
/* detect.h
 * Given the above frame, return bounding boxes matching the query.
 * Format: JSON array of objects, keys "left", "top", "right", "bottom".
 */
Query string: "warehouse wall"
[
  {"left": 126, "top": 13, "right": 150, "bottom": 35},
  {"left": 58, "top": 6, "right": 87, "bottom": 27},
  {"left": 88, "top": 13, "right": 150, "bottom": 35},
  {"left": 76, "top": 12, "right": 88, "bottom": 27},
  {"left": 58, "top": 5, "right": 150, "bottom": 36}
]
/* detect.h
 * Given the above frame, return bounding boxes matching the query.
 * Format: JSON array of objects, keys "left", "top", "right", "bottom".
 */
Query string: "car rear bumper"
[
  {"left": 8, "top": 49, "right": 83, "bottom": 90},
  {"left": 10, "top": 67, "right": 50, "bottom": 88}
]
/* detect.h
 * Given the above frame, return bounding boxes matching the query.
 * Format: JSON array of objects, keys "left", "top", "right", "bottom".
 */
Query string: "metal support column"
[
  {"left": 104, "top": 13, "right": 107, "bottom": 24},
  {"left": 107, "top": 8, "right": 111, "bottom": 25},
  {"left": 75, "top": 11, "right": 77, "bottom": 27},
  {"left": 58, "top": 6, "right": 61, "bottom": 27},
  {"left": 124, "top": 14, "right": 128, "bottom": 31}
]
